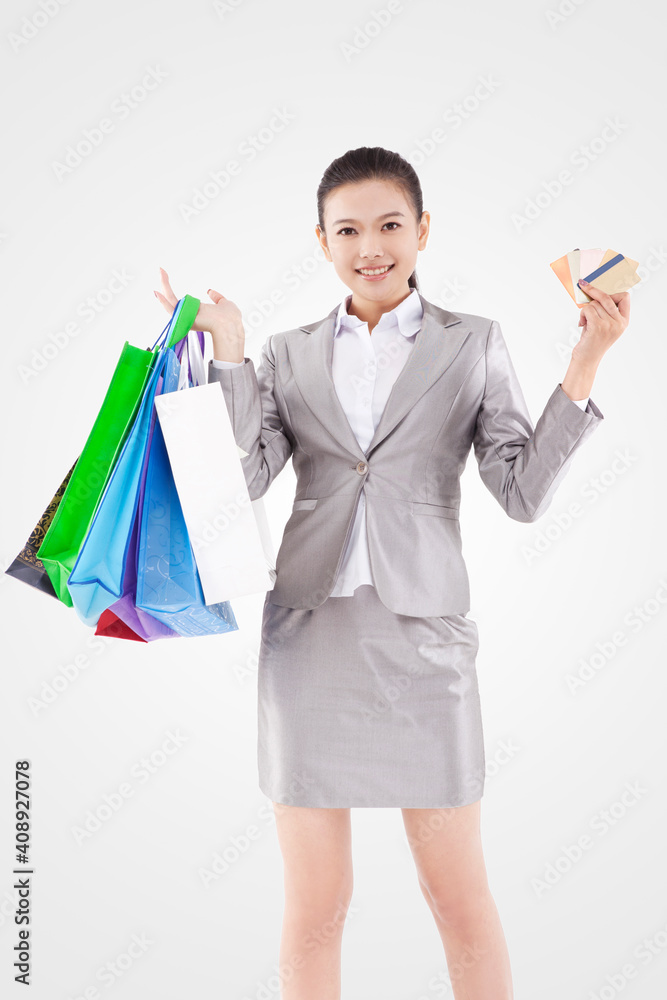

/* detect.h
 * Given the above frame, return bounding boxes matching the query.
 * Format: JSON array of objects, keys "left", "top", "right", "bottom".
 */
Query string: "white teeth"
[{"left": 358, "top": 265, "right": 392, "bottom": 275}]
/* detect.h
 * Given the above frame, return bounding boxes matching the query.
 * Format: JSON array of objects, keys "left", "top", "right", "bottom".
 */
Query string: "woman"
[{"left": 155, "top": 146, "right": 630, "bottom": 999}]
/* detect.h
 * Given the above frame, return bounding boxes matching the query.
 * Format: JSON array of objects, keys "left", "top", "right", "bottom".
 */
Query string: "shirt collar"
[{"left": 333, "top": 287, "right": 423, "bottom": 339}]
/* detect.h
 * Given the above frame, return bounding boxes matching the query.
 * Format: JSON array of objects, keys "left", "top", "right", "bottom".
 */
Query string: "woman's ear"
[
  {"left": 418, "top": 210, "right": 430, "bottom": 250},
  {"left": 315, "top": 224, "right": 333, "bottom": 263}
]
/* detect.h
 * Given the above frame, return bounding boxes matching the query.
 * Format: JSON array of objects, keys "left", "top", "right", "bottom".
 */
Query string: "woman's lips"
[{"left": 355, "top": 263, "right": 395, "bottom": 281}]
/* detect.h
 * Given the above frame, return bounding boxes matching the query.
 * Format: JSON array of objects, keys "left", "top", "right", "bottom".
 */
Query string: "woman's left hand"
[{"left": 572, "top": 280, "right": 631, "bottom": 367}]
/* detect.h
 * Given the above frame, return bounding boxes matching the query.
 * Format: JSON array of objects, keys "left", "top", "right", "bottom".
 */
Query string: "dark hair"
[{"left": 316, "top": 146, "right": 423, "bottom": 291}]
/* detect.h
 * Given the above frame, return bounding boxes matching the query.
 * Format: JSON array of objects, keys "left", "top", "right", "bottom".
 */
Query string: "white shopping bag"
[{"left": 154, "top": 380, "right": 276, "bottom": 604}]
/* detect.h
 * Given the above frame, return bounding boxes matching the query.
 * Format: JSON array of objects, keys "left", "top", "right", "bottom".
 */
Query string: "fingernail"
[
  {"left": 579, "top": 279, "right": 589, "bottom": 286},
  {"left": 154, "top": 290, "right": 158, "bottom": 298}
]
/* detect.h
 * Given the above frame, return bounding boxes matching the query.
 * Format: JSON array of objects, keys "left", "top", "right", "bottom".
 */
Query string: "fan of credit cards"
[{"left": 550, "top": 248, "right": 640, "bottom": 306}]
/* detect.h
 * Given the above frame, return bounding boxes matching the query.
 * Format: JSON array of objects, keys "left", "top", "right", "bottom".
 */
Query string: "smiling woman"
[
  {"left": 314, "top": 148, "right": 427, "bottom": 333},
  {"left": 154, "top": 144, "right": 630, "bottom": 1000}
]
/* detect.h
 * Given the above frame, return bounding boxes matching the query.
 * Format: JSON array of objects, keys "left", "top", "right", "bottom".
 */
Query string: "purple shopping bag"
[{"left": 102, "top": 333, "right": 203, "bottom": 641}]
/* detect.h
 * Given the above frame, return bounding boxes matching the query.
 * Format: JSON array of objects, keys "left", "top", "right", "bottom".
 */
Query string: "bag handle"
[
  {"left": 167, "top": 295, "right": 200, "bottom": 348},
  {"left": 187, "top": 328, "right": 207, "bottom": 386},
  {"left": 151, "top": 294, "right": 201, "bottom": 352},
  {"left": 176, "top": 329, "right": 207, "bottom": 390}
]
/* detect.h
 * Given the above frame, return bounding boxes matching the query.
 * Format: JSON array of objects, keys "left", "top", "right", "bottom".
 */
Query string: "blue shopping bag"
[
  {"left": 67, "top": 349, "right": 174, "bottom": 626},
  {"left": 66, "top": 297, "right": 200, "bottom": 627},
  {"left": 135, "top": 364, "right": 238, "bottom": 638}
]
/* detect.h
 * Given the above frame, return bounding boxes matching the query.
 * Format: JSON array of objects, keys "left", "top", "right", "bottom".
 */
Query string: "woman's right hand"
[{"left": 153, "top": 268, "right": 245, "bottom": 362}]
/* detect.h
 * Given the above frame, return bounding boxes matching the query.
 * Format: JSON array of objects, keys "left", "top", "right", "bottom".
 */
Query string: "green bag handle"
[{"left": 164, "top": 294, "right": 201, "bottom": 350}]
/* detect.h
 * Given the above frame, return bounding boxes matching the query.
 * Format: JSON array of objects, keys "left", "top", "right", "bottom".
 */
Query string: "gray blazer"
[{"left": 207, "top": 293, "right": 604, "bottom": 617}]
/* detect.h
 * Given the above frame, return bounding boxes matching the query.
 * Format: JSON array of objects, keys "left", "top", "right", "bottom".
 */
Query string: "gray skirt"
[{"left": 257, "top": 584, "right": 486, "bottom": 808}]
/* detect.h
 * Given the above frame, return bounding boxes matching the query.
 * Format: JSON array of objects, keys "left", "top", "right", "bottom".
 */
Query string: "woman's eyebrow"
[{"left": 331, "top": 211, "right": 406, "bottom": 225}]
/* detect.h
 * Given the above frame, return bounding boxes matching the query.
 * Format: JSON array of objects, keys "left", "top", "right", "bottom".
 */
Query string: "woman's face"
[{"left": 317, "top": 178, "right": 429, "bottom": 305}]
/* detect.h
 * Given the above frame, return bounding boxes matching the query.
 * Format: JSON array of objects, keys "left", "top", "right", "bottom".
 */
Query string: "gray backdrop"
[{"left": 2, "top": 0, "right": 666, "bottom": 997}]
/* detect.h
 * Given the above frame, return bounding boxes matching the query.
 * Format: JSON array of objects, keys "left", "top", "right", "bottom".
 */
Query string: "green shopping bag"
[
  {"left": 5, "top": 458, "right": 78, "bottom": 599},
  {"left": 36, "top": 295, "right": 201, "bottom": 606}
]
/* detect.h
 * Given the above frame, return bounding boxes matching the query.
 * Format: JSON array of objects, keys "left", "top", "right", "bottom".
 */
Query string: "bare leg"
[
  {"left": 402, "top": 800, "right": 513, "bottom": 999},
  {"left": 271, "top": 802, "right": 353, "bottom": 1000}
]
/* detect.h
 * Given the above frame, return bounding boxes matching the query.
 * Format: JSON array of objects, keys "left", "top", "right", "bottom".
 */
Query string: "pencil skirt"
[{"left": 256, "top": 583, "right": 486, "bottom": 808}]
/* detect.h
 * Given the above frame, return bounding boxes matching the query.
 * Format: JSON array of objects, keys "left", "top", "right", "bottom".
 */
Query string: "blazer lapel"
[{"left": 287, "top": 292, "right": 470, "bottom": 458}]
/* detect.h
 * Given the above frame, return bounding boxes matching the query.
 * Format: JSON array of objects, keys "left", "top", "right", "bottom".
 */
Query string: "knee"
[
  {"left": 288, "top": 885, "right": 353, "bottom": 953},
  {"left": 307, "top": 891, "right": 352, "bottom": 941},
  {"left": 419, "top": 876, "right": 492, "bottom": 931}
]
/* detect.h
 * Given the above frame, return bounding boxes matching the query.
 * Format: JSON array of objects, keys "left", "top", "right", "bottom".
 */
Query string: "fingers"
[
  {"left": 614, "top": 291, "right": 631, "bottom": 323},
  {"left": 153, "top": 267, "right": 179, "bottom": 314},
  {"left": 578, "top": 280, "right": 622, "bottom": 320},
  {"left": 154, "top": 289, "right": 172, "bottom": 311},
  {"left": 153, "top": 275, "right": 237, "bottom": 326},
  {"left": 158, "top": 267, "right": 179, "bottom": 308}
]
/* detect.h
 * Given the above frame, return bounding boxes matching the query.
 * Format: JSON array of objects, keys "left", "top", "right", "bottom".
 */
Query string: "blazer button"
[{"left": 356, "top": 461, "right": 368, "bottom": 475}]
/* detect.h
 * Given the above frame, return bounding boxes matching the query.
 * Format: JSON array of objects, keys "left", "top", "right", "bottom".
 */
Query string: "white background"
[{"left": 1, "top": 0, "right": 666, "bottom": 997}]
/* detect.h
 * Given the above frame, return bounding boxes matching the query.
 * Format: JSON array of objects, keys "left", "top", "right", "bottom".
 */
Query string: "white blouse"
[{"left": 211, "top": 290, "right": 589, "bottom": 597}]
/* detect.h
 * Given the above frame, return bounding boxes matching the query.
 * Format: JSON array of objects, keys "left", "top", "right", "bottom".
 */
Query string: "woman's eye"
[{"left": 336, "top": 222, "right": 400, "bottom": 236}]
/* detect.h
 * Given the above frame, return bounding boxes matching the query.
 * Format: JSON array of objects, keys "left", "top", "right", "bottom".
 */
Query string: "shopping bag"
[
  {"left": 101, "top": 334, "right": 197, "bottom": 641},
  {"left": 135, "top": 333, "right": 238, "bottom": 637},
  {"left": 95, "top": 609, "right": 148, "bottom": 643},
  {"left": 36, "top": 296, "right": 201, "bottom": 608},
  {"left": 66, "top": 347, "right": 173, "bottom": 625},
  {"left": 102, "top": 510, "right": 182, "bottom": 641},
  {"left": 154, "top": 382, "right": 276, "bottom": 604},
  {"left": 36, "top": 343, "right": 155, "bottom": 606},
  {"left": 5, "top": 458, "right": 78, "bottom": 598},
  {"left": 66, "top": 297, "right": 201, "bottom": 626}
]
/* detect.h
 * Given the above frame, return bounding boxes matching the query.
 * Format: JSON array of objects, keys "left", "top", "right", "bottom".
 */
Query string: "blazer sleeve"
[
  {"left": 471, "top": 319, "right": 604, "bottom": 523},
  {"left": 207, "top": 334, "right": 294, "bottom": 501}
]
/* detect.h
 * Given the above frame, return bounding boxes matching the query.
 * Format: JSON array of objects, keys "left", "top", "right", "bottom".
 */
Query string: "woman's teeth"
[{"left": 357, "top": 265, "right": 393, "bottom": 276}]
